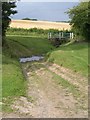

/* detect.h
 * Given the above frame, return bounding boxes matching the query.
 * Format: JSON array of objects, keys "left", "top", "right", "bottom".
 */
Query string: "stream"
[{"left": 19, "top": 55, "right": 44, "bottom": 63}]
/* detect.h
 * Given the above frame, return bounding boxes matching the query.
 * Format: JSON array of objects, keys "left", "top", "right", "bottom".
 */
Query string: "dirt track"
[
  {"left": 10, "top": 20, "right": 71, "bottom": 30},
  {"left": 3, "top": 62, "right": 88, "bottom": 118}
]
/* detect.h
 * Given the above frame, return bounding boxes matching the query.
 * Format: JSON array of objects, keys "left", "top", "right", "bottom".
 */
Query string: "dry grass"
[{"left": 10, "top": 20, "right": 71, "bottom": 30}]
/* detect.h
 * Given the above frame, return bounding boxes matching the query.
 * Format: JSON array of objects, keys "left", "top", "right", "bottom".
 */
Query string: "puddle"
[{"left": 20, "top": 56, "right": 44, "bottom": 63}]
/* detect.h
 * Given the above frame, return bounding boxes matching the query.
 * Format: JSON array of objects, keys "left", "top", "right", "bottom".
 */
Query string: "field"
[
  {"left": 10, "top": 20, "right": 71, "bottom": 30},
  {"left": 2, "top": 30, "right": 88, "bottom": 117}
]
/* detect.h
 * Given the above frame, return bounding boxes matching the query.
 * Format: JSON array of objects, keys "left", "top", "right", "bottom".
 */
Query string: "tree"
[
  {"left": 67, "top": 2, "right": 90, "bottom": 41},
  {"left": 22, "top": 18, "right": 31, "bottom": 20},
  {"left": 2, "top": 1, "right": 17, "bottom": 45},
  {"left": 22, "top": 18, "right": 37, "bottom": 21}
]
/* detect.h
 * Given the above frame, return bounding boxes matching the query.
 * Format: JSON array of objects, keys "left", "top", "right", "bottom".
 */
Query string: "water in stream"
[{"left": 20, "top": 56, "right": 44, "bottom": 63}]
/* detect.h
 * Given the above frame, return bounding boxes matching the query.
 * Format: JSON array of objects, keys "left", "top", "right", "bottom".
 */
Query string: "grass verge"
[
  {"left": 47, "top": 42, "right": 88, "bottom": 76},
  {"left": 2, "top": 55, "right": 27, "bottom": 112}
]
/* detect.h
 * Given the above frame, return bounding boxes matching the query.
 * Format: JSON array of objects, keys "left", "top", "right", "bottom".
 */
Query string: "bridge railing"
[
  {"left": 48, "top": 32, "right": 74, "bottom": 47},
  {"left": 48, "top": 32, "right": 74, "bottom": 40}
]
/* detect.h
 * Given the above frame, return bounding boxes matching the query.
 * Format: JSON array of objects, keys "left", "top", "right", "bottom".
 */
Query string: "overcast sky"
[{"left": 12, "top": 2, "right": 79, "bottom": 22}]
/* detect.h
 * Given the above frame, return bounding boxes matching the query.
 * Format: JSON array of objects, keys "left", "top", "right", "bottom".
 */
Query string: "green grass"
[
  {"left": 47, "top": 42, "right": 88, "bottom": 76},
  {"left": 6, "top": 36, "right": 54, "bottom": 57},
  {"left": 2, "top": 55, "right": 26, "bottom": 97},
  {"left": 2, "top": 54, "right": 27, "bottom": 112}
]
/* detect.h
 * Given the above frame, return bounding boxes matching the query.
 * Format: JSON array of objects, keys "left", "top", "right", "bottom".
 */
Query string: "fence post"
[
  {"left": 71, "top": 33, "right": 74, "bottom": 39},
  {"left": 70, "top": 32, "right": 74, "bottom": 39},
  {"left": 48, "top": 33, "right": 50, "bottom": 39},
  {"left": 62, "top": 32, "right": 63, "bottom": 38},
  {"left": 59, "top": 32, "right": 61, "bottom": 39},
  {"left": 70, "top": 32, "right": 72, "bottom": 39},
  {"left": 48, "top": 32, "right": 52, "bottom": 39},
  {"left": 50, "top": 32, "right": 52, "bottom": 39}
]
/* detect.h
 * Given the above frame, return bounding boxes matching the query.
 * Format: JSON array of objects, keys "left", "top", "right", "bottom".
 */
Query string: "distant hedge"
[{"left": 7, "top": 27, "right": 72, "bottom": 35}]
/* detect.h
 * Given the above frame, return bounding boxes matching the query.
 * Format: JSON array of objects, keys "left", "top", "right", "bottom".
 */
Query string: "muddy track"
[
  {"left": 46, "top": 63, "right": 88, "bottom": 94},
  {"left": 5, "top": 62, "right": 87, "bottom": 118}
]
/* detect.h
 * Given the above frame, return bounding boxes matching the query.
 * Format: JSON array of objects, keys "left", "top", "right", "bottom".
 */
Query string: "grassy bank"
[
  {"left": 6, "top": 36, "right": 54, "bottom": 57},
  {"left": 47, "top": 42, "right": 88, "bottom": 76},
  {"left": 2, "top": 54, "right": 27, "bottom": 112}
]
